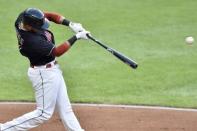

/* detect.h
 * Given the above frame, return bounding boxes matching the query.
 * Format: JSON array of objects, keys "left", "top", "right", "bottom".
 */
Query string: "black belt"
[{"left": 30, "top": 61, "right": 58, "bottom": 68}]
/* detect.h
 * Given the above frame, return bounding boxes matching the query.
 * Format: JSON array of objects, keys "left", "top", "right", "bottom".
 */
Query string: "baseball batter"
[{"left": 0, "top": 8, "right": 89, "bottom": 131}]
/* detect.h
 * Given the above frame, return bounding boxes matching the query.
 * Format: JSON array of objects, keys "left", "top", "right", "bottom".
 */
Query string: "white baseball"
[{"left": 185, "top": 36, "right": 194, "bottom": 45}]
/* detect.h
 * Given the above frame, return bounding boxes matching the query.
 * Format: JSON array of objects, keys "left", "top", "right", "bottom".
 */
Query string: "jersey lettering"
[{"left": 45, "top": 31, "right": 52, "bottom": 42}]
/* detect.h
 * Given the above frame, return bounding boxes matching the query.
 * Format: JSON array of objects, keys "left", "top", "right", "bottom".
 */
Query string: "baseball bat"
[{"left": 87, "top": 34, "right": 138, "bottom": 69}]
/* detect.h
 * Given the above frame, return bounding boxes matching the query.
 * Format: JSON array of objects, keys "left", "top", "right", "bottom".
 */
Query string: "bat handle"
[{"left": 87, "top": 34, "right": 94, "bottom": 41}]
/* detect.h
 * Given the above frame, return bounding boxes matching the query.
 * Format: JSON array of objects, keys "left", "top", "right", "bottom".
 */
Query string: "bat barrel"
[
  {"left": 87, "top": 34, "right": 138, "bottom": 69},
  {"left": 112, "top": 49, "right": 138, "bottom": 69}
]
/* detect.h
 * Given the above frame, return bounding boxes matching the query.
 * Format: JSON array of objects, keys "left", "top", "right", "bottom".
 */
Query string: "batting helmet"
[{"left": 22, "top": 8, "right": 49, "bottom": 30}]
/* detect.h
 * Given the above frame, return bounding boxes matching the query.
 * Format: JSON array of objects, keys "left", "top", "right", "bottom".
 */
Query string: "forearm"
[
  {"left": 52, "top": 36, "right": 77, "bottom": 57},
  {"left": 44, "top": 12, "right": 85, "bottom": 33},
  {"left": 44, "top": 12, "right": 70, "bottom": 25}
]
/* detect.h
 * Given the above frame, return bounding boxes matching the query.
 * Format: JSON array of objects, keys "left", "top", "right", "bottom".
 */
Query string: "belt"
[{"left": 30, "top": 61, "right": 58, "bottom": 68}]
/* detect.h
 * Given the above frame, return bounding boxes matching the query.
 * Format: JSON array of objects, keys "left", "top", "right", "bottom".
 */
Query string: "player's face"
[{"left": 23, "top": 23, "right": 39, "bottom": 32}]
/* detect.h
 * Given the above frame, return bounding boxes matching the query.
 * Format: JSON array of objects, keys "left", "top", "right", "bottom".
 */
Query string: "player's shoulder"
[{"left": 18, "top": 31, "right": 41, "bottom": 46}]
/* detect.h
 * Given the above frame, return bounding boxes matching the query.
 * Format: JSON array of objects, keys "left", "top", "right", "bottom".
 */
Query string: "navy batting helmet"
[{"left": 22, "top": 8, "right": 49, "bottom": 30}]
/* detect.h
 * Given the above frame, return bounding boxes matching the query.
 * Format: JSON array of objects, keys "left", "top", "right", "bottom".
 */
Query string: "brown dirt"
[{"left": 0, "top": 103, "right": 197, "bottom": 131}]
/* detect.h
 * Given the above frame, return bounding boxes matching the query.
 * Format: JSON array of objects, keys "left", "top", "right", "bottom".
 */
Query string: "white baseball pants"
[{"left": 1, "top": 63, "right": 84, "bottom": 131}]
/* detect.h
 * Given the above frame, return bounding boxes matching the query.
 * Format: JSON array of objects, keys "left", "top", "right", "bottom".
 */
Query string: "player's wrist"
[
  {"left": 67, "top": 35, "right": 77, "bottom": 46},
  {"left": 62, "top": 19, "right": 70, "bottom": 26}
]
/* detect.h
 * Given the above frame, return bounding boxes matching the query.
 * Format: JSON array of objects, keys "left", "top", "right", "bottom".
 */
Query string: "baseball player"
[{"left": 0, "top": 8, "right": 89, "bottom": 131}]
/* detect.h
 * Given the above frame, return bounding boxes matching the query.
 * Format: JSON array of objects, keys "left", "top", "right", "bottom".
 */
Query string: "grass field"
[{"left": 0, "top": 0, "right": 197, "bottom": 108}]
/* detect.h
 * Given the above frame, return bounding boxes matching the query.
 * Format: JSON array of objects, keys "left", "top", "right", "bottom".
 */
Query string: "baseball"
[{"left": 185, "top": 36, "right": 194, "bottom": 45}]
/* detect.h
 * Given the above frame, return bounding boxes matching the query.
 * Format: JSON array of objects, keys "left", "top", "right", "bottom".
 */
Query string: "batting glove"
[
  {"left": 76, "top": 30, "right": 90, "bottom": 40},
  {"left": 69, "top": 22, "right": 85, "bottom": 33}
]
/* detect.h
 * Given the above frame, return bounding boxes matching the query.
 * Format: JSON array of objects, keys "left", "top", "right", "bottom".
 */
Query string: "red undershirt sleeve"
[
  {"left": 44, "top": 12, "right": 64, "bottom": 24},
  {"left": 52, "top": 35, "right": 77, "bottom": 57},
  {"left": 52, "top": 42, "right": 70, "bottom": 57}
]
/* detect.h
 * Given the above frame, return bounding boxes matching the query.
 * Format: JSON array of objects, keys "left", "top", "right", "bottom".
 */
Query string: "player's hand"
[
  {"left": 69, "top": 22, "right": 85, "bottom": 33},
  {"left": 76, "top": 30, "right": 90, "bottom": 40}
]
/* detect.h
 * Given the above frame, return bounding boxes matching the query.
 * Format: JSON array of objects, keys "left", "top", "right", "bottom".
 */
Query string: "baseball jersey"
[{"left": 15, "top": 12, "right": 55, "bottom": 66}]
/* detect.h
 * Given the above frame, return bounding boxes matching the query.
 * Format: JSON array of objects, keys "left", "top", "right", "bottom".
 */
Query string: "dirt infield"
[{"left": 0, "top": 103, "right": 197, "bottom": 131}]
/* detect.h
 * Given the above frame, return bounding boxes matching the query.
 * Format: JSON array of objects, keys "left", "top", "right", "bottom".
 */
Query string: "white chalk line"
[{"left": 0, "top": 102, "right": 197, "bottom": 112}]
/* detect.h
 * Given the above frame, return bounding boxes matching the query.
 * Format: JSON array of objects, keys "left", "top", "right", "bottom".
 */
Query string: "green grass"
[{"left": 0, "top": 0, "right": 197, "bottom": 108}]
